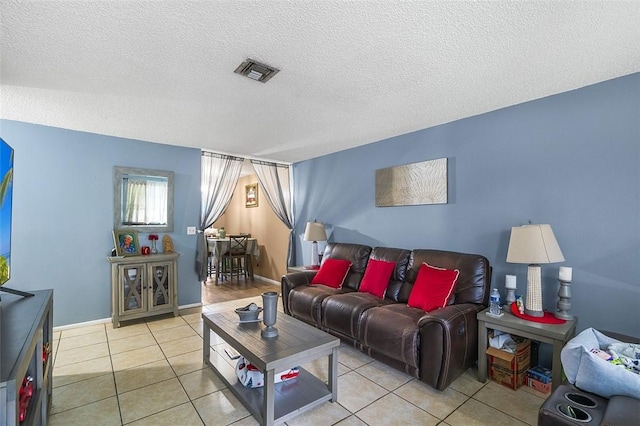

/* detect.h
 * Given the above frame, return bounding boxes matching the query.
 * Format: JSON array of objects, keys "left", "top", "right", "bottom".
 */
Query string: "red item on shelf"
[
  {"left": 510, "top": 303, "right": 566, "bottom": 324},
  {"left": 19, "top": 376, "right": 34, "bottom": 422}
]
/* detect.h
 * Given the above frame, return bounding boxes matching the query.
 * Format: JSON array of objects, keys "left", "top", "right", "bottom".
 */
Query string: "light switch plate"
[{"left": 187, "top": 226, "right": 196, "bottom": 235}]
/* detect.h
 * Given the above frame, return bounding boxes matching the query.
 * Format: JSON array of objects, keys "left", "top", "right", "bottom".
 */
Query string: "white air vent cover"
[{"left": 234, "top": 59, "right": 280, "bottom": 83}]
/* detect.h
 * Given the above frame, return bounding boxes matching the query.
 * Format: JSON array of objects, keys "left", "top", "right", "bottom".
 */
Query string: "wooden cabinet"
[
  {"left": 1, "top": 289, "right": 53, "bottom": 426},
  {"left": 108, "top": 253, "right": 179, "bottom": 328}
]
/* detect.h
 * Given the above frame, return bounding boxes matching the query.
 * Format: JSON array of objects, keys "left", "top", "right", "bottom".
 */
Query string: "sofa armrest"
[
  {"left": 281, "top": 272, "right": 317, "bottom": 315},
  {"left": 417, "top": 303, "right": 485, "bottom": 390}
]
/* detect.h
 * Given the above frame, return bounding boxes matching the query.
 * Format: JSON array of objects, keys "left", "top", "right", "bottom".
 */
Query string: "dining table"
[{"left": 207, "top": 237, "right": 260, "bottom": 284}]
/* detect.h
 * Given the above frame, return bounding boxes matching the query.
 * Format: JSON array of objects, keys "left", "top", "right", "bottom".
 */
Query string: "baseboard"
[
  {"left": 253, "top": 274, "right": 281, "bottom": 286},
  {"left": 55, "top": 279, "right": 278, "bottom": 332},
  {"left": 180, "top": 302, "right": 203, "bottom": 310},
  {"left": 54, "top": 317, "right": 111, "bottom": 332}
]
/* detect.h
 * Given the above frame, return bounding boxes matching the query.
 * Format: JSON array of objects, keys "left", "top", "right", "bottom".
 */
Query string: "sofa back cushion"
[
  {"left": 398, "top": 249, "right": 491, "bottom": 306},
  {"left": 322, "top": 243, "right": 372, "bottom": 290},
  {"left": 366, "top": 247, "right": 411, "bottom": 302}
]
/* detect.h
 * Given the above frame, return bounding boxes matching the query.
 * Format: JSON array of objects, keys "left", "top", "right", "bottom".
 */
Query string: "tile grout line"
[{"left": 105, "top": 322, "right": 126, "bottom": 426}]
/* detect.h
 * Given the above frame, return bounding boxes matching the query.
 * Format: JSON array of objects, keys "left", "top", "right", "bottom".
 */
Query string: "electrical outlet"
[{"left": 187, "top": 226, "right": 196, "bottom": 235}]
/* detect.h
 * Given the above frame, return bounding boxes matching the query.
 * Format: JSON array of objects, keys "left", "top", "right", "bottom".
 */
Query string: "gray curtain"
[
  {"left": 196, "top": 152, "right": 244, "bottom": 281},
  {"left": 250, "top": 160, "right": 296, "bottom": 266}
]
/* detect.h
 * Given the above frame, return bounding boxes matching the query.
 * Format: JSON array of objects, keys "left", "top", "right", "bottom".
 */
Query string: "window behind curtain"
[{"left": 123, "top": 176, "right": 168, "bottom": 225}]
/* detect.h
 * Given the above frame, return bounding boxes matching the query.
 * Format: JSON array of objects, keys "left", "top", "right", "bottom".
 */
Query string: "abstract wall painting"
[{"left": 375, "top": 158, "right": 448, "bottom": 207}]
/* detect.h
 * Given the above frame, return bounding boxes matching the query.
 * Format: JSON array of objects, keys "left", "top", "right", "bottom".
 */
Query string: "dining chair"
[
  {"left": 222, "top": 235, "right": 249, "bottom": 282},
  {"left": 207, "top": 240, "right": 216, "bottom": 278}
]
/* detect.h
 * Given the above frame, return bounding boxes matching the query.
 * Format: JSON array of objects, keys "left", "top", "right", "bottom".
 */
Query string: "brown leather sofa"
[{"left": 281, "top": 242, "right": 492, "bottom": 390}]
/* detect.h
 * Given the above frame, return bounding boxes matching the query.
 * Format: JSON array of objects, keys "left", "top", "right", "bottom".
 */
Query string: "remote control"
[{"left": 225, "top": 347, "right": 241, "bottom": 360}]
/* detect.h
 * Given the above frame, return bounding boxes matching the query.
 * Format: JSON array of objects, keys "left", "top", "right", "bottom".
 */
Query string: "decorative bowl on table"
[{"left": 234, "top": 303, "right": 263, "bottom": 322}]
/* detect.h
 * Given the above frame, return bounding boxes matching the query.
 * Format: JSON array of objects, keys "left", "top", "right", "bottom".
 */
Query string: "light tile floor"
[{"left": 49, "top": 296, "right": 548, "bottom": 425}]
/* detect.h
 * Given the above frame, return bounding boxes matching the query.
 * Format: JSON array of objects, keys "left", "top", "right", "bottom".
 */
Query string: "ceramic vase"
[{"left": 261, "top": 291, "right": 278, "bottom": 338}]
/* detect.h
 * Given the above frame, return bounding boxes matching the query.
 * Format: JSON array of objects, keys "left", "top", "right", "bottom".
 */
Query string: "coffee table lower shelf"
[{"left": 206, "top": 351, "right": 333, "bottom": 425}]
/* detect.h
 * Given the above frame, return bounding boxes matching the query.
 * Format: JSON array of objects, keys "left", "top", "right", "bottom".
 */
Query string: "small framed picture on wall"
[
  {"left": 113, "top": 229, "right": 140, "bottom": 256},
  {"left": 245, "top": 183, "right": 258, "bottom": 208}
]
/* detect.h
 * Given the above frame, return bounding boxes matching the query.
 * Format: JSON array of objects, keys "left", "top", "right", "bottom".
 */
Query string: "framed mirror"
[{"left": 114, "top": 166, "right": 174, "bottom": 233}]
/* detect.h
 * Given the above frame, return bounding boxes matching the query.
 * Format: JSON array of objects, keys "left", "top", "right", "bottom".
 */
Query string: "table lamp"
[
  {"left": 506, "top": 224, "right": 564, "bottom": 317},
  {"left": 303, "top": 221, "right": 327, "bottom": 268}
]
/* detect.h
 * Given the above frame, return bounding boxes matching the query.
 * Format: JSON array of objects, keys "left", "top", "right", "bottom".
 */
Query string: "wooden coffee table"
[{"left": 202, "top": 311, "right": 340, "bottom": 426}]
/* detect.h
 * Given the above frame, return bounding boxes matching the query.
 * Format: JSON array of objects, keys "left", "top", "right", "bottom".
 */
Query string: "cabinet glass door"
[
  {"left": 149, "top": 262, "right": 173, "bottom": 310},
  {"left": 119, "top": 265, "right": 146, "bottom": 314}
]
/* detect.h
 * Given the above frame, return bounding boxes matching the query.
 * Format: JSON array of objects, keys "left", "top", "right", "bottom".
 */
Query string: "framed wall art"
[
  {"left": 113, "top": 229, "right": 141, "bottom": 256},
  {"left": 375, "top": 157, "right": 448, "bottom": 207},
  {"left": 245, "top": 183, "right": 258, "bottom": 208}
]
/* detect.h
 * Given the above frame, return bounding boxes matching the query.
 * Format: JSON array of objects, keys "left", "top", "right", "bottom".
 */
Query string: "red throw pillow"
[
  {"left": 407, "top": 262, "right": 460, "bottom": 312},
  {"left": 358, "top": 259, "right": 396, "bottom": 298},
  {"left": 310, "top": 258, "right": 352, "bottom": 289}
]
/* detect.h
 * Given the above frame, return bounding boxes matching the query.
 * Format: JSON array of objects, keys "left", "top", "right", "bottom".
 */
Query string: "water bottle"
[{"left": 489, "top": 288, "right": 501, "bottom": 315}]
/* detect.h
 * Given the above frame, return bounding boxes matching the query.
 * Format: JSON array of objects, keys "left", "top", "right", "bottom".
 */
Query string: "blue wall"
[
  {"left": 293, "top": 73, "right": 640, "bottom": 337},
  {"left": 0, "top": 121, "right": 202, "bottom": 326}
]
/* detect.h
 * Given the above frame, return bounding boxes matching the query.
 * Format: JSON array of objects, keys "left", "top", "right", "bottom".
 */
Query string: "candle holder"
[
  {"left": 555, "top": 278, "right": 573, "bottom": 320},
  {"left": 261, "top": 291, "right": 279, "bottom": 338},
  {"left": 505, "top": 287, "right": 517, "bottom": 306},
  {"left": 505, "top": 274, "right": 517, "bottom": 306}
]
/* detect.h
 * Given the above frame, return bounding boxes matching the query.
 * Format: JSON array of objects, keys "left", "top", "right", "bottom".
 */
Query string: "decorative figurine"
[{"left": 162, "top": 235, "right": 174, "bottom": 253}]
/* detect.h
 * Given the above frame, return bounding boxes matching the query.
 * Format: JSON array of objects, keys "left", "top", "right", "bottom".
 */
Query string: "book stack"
[{"left": 527, "top": 365, "right": 552, "bottom": 394}]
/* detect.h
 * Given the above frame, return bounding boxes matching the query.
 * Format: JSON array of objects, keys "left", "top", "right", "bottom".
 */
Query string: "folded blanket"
[{"left": 608, "top": 342, "right": 640, "bottom": 375}]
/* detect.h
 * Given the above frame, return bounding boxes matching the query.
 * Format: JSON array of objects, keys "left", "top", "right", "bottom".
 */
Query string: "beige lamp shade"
[
  {"left": 304, "top": 221, "right": 327, "bottom": 267},
  {"left": 506, "top": 224, "right": 564, "bottom": 264},
  {"left": 304, "top": 221, "right": 327, "bottom": 242},
  {"left": 506, "top": 224, "right": 564, "bottom": 317}
]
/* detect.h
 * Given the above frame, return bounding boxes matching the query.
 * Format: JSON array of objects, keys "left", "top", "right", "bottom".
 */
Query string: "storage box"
[
  {"left": 486, "top": 335, "right": 531, "bottom": 390},
  {"left": 527, "top": 365, "right": 552, "bottom": 384},
  {"left": 527, "top": 376, "right": 551, "bottom": 394}
]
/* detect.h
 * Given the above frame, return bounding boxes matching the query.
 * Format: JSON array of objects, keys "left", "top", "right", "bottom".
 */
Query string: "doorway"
[{"left": 201, "top": 162, "right": 290, "bottom": 306}]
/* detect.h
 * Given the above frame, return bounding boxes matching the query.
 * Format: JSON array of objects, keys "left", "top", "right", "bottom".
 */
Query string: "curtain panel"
[
  {"left": 196, "top": 152, "right": 244, "bottom": 281},
  {"left": 250, "top": 160, "right": 296, "bottom": 267}
]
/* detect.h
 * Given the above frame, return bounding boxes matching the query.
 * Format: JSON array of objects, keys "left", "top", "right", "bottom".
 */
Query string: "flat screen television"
[
  {"left": 1, "top": 137, "right": 32, "bottom": 298},
  {"left": 1, "top": 137, "right": 13, "bottom": 286}
]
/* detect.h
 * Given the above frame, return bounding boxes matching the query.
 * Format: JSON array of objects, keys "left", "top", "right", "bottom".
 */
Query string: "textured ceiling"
[{"left": 1, "top": 1, "right": 639, "bottom": 164}]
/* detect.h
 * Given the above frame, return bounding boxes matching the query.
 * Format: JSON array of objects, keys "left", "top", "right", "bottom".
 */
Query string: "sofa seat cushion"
[
  {"left": 321, "top": 292, "right": 392, "bottom": 339},
  {"left": 358, "top": 304, "right": 425, "bottom": 369},
  {"left": 288, "top": 285, "right": 348, "bottom": 326}
]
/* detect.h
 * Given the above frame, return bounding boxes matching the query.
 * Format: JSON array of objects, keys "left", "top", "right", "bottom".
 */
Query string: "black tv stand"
[
  {"left": 1, "top": 289, "right": 53, "bottom": 425},
  {"left": 0, "top": 287, "right": 35, "bottom": 298}
]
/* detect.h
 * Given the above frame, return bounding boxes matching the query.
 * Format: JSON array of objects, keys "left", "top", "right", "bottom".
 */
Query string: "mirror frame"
[{"left": 114, "top": 166, "right": 175, "bottom": 233}]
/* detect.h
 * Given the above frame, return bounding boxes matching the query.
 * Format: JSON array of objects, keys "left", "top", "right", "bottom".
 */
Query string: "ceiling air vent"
[{"left": 234, "top": 59, "right": 280, "bottom": 83}]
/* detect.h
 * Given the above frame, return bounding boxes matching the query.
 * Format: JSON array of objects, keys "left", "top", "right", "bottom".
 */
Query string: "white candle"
[
  {"left": 505, "top": 275, "right": 517, "bottom": 289},
  {"left": 559, "top": 266, "right": 573, "bottom": 282}
]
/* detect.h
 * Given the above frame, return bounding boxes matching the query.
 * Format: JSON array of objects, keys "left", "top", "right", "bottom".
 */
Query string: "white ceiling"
[{"left": 1, "top": 1, "right": 638, "bottom": 165}]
